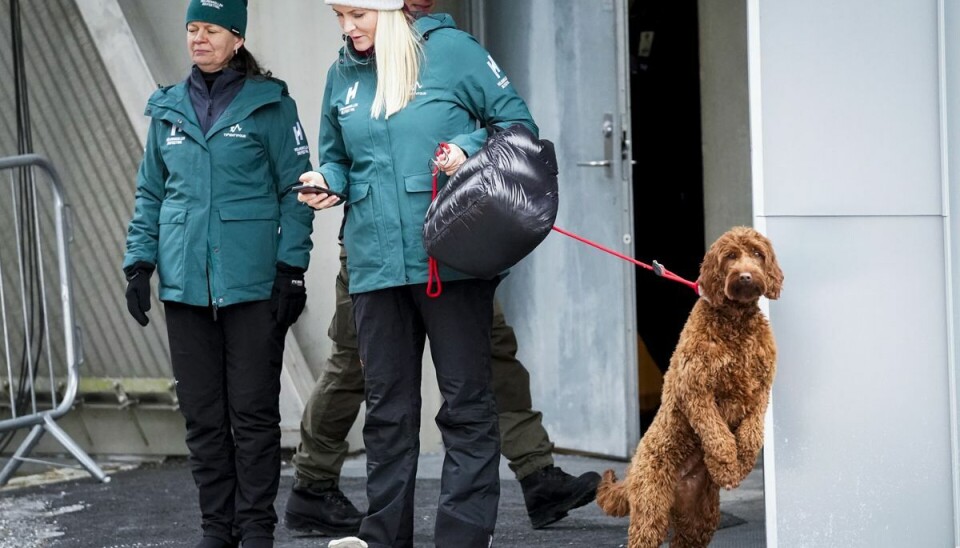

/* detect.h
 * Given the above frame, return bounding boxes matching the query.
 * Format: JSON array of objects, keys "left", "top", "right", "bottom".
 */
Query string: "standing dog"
[{"left": 596, "top": 226, "right": 783, "bottom": 548}]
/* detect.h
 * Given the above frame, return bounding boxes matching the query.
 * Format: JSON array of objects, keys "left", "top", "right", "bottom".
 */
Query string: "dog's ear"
[
  {"left": 758, "top": 234, "right": 783, "bottom": 300},
  {"left": 697, "top": 239, "right": 726, "bottom": 303},
  {"left": 763, "top": 242, "right": 783, "bottom": 300}
]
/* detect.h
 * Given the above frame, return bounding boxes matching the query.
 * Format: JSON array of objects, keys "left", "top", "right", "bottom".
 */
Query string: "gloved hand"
[
  {"left": 272, "top": 262, "right": 307, "bottom": 328},
  {"left": 124, "top": 261, "right": 155, "bottom": 327}
]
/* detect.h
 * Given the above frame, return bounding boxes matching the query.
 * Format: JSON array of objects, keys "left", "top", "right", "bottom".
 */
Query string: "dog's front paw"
[{"left": 705, "top": 456, "right": 740, "bottom": 489}]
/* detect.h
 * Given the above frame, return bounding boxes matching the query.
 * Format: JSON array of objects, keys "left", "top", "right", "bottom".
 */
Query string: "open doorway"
[
  {"left": 628, "top": 2, "right": 767, "bottom": 541},
  {"left": 628, "top": 0, "right": 705, "bottom": 430}
]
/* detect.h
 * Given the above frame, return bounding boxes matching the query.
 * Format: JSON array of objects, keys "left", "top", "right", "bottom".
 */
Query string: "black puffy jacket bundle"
[{"left": 423, "top": 124, "right": 559, "bottom": 279}]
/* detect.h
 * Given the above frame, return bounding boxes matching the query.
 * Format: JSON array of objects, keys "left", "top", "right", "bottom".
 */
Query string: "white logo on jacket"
[
  {"left": 340, "top": 81, "right": 360, "bottom": 116},
  {"left": 293, "top": 122, "right": 309, "bottom": 156},
  {"left": 223, "top": 124, "right": 247, "bottom": 139},
  {"left": 413, "top": 80, "right": 426, "bottom": 97},
  {"left": 346, "top": 81, "right": 359, "bottom": 104},
  {"left": 166, "top": 125, "right": 185, "bottom": 146},
  {"left": 486, "top": 55, "right": 510, "bottom": 89}
]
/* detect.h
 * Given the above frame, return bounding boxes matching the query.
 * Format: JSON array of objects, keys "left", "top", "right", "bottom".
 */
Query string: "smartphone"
[{"left": 290, "top": 184, "right": 347, "bottom": 201}]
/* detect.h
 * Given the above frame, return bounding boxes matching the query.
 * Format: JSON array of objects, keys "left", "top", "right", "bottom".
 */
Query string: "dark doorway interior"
[{"left": 629, "top": 0, "right": 705, "bottom": 427}]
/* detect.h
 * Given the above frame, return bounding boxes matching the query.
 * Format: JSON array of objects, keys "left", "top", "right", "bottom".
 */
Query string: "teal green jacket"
[
  {"left": 317, "top": 14, "right": 538, "bottom": 294},
  {"left": 124, "top": 76, "right": 315, "bottom": 308}
]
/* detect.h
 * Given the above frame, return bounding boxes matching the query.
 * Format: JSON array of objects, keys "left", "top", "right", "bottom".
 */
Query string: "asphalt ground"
[{"left": 0, "top": 453, "right": 765, "bottom": 547}]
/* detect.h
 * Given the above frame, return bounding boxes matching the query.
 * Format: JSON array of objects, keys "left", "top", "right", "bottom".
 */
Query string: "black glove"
[
  {"left": 124, "top": 261, "right": 155, "bottom": 327},
  {"left": 271, "top": 262, "right": 307, "bottom": 328}
]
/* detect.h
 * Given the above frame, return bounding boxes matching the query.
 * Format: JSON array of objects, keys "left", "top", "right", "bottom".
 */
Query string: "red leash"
[
  {"left": 425, "top": 143, "right": 697, "bottom": 296},
  {"left": 426, "top": 143, "right": 451, "bottom": 298},
  {"left": 551, "top": 226, "right": 700, "bottom": 295}
]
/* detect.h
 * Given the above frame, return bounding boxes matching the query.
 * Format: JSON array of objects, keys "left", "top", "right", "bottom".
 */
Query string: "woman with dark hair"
[{"left": 122, "top": 1, "right": 315, "bottom": 547}]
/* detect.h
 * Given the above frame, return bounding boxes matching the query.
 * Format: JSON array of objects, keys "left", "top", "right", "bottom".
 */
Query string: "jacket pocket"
[
  {"left": 404, "top": 173, "right": 434, "bottom": 263},
  {"left": 218, "top": 202, "right": 280, "bottom": 289},
  {"left": 343, "top": 183, "right": 382, "bottom": 269},
  {"left": 157, "top": 205, "right": 187, "bottom": 292}
]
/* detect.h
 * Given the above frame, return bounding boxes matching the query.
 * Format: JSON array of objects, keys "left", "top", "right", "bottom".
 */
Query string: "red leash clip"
[{"left": 426, "top": 142, "right": 451, "bottom": 298}]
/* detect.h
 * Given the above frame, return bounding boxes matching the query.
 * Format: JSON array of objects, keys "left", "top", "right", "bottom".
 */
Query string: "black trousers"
[
  {"left": 164, "top": 300, "right": 287, "bottom": 542},
  {"left": 352, "top": 279, "right": 501, "bottom": 548}
]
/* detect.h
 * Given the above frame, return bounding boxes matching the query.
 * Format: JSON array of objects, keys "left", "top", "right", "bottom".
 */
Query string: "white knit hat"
[{"left": 323, "top": 0, "right": 403, "bottom": 9}]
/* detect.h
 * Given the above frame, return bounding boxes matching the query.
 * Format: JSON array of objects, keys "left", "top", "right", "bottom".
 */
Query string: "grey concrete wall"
[{"left": 117, "top": 0, "right": 190, "bottom": 87}]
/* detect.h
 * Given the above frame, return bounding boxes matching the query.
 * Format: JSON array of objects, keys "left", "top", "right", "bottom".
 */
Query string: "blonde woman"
[{"left": 297, "top": 1, "right": 537, "bottom": 547}]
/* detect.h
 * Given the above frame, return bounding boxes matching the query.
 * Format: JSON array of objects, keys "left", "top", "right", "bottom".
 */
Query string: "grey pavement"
[{"left": 0, "top": 452, "right": 765, "bottom": 547}]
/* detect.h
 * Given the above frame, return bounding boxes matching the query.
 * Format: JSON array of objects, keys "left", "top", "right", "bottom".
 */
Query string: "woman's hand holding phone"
[{"left": 295, "top": 172, "right": 343, "bottom": 209}]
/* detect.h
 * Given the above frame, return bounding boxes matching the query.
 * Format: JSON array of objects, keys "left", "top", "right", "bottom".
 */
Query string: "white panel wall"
[
  {"left": 752, "top": 0, "right": 958, "bottom": 545},
  {"left": 759, "top": 0, "right": 942, "bottom": 217},
  {"left": 764, "top": 218, "right": 954, "bottom": 546}
]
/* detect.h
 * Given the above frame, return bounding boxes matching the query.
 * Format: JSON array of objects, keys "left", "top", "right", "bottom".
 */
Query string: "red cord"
[
  {"left": 551, "top": 226, "right": 700, "bottom": 295},
  {"left": 426, "top": 143, "right": 451, "bottom": 298}
]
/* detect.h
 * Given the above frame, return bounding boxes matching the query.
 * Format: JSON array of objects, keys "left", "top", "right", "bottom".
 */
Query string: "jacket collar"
[{"left": 146, "top": 74, "right": 287, "bottom": 143}]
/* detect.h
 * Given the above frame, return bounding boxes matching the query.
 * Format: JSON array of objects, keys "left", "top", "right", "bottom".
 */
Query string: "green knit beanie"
[{"left": 186, "top": 0, "right": 248, "bottom": 37}]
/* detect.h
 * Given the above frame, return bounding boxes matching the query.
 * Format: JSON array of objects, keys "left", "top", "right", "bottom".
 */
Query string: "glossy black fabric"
[{"left": 423, "top": 124, "right": 559, "bottom": 278}]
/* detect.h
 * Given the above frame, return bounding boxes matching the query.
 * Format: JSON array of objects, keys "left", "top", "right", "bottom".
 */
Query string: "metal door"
[{"left": 476, "top": 0, "right": 638, "bottom": 458}]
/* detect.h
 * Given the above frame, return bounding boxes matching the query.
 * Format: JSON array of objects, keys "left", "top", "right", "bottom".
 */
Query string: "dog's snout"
[{"left": 739, "top": 272, "right": 752, "bottom": 283}]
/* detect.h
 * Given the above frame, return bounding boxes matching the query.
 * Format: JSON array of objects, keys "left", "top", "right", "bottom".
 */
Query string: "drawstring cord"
[
  {"left": 426, "top": 142, "right": 451, "bottom": 298},
  {"left": 551, "top": 226, "right": 700, "bottom": 295}
]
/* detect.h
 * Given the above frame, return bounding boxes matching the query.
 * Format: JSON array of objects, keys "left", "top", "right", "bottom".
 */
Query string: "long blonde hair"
[{"left": 372, "top": 10, "right": 422, "bottom": 119}]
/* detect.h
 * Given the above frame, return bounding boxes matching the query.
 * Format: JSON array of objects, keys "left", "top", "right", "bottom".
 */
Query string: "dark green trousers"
[{"left": 292, "top": 248, "right": 554, "bottom": 490}]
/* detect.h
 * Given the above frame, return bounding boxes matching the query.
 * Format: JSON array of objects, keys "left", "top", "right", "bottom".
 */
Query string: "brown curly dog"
[{"left": 596, "top": 226, "right": 783, "bottom": 548}]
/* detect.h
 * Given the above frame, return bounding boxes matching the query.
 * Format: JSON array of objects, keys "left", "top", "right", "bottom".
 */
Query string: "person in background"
[
  {"left": 283, "top": 0, "right": 600, "bottom": 542},
  {"left": 122, "top": 1, "right": 314, "bottom": 546}
]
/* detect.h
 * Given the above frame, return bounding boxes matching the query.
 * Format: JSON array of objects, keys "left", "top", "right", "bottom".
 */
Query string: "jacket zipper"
[{"left": 207, "top": 266, "right": 218, "bottom": 321}]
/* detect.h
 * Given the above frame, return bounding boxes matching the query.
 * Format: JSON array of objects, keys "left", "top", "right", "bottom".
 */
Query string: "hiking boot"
[
  {"left": 519, "top": 465, "right": 602, "bottom": 529},
  {"left": 284, "top": 486, "right": 363, "bottom": 536}
]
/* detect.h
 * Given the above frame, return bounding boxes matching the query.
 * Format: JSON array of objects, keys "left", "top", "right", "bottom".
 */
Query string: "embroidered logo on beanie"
[{"left": 186, "top": 0, "right": 248, "bottom": 37}]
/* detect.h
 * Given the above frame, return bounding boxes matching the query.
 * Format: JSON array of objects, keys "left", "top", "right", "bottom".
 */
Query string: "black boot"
[
  {"left": 239, "top": 538, "right": 273, "bottom": 548},
  {"left": 519, "top": 465, "right": 602, "bottom": 529},
  {"left": 194, "top": 537, "right": 235, "bottom": 548},
  {"left": 284, "top": 485, "right": 364, "bottom": 536}
]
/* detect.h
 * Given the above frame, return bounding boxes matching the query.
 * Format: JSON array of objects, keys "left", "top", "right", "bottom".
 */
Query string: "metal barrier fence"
[{"left": 0, "top": 154, "right": 107, "bottom": 485}]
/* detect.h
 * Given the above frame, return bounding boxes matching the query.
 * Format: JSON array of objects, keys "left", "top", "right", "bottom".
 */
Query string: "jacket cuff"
[{"left": 123, "top": 261, "right": 155, "bottom": 281}]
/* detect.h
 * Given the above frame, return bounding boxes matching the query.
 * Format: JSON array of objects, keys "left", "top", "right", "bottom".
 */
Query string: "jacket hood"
[
  {"left": 337, "top": 12, "right": 457, "bottom": 66},
  {"left": 414, "top": 13, "right": 456, "bottom": 36}
]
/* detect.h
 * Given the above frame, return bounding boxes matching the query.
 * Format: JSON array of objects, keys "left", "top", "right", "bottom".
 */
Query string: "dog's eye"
[
  {"left": 726, "top": 252, "right": 738, "bottom": 260},
  {"left": 753, "top": 250, "right": 765, "bottom": 260}
]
